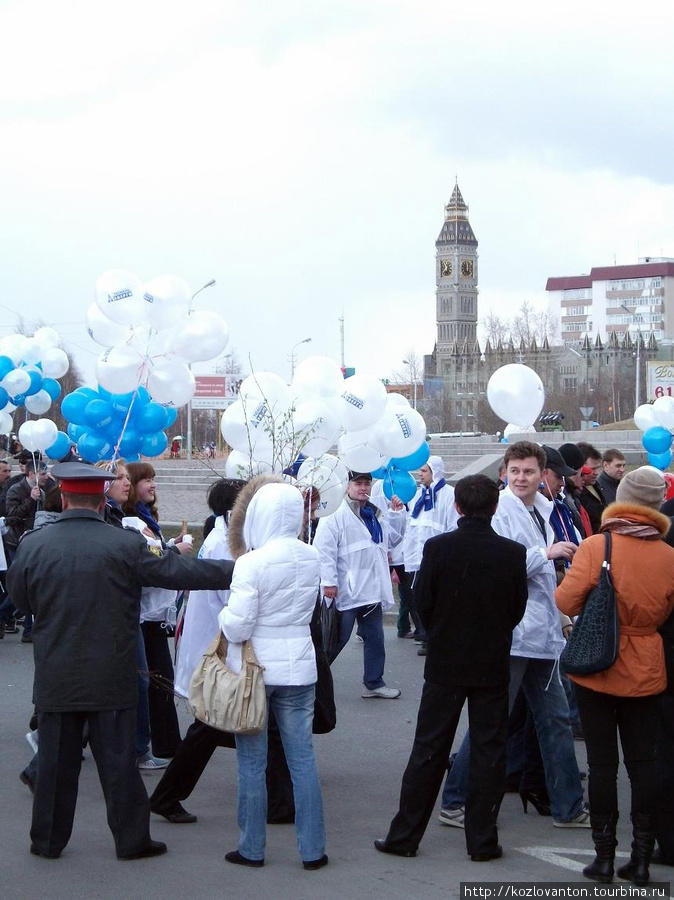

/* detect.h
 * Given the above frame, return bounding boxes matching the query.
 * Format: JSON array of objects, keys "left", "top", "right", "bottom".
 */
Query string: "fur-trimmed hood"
[
  {"left": 601, "top": 501, "right": 672, "bottom": 539},
  {"left": 227, "top": 474, "right": 286, "bottom": 559}
]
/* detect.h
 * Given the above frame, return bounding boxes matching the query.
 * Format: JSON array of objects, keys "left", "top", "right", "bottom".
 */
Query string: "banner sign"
[{"left": 192, "top": 375, "right": 242, "bottom": 409}]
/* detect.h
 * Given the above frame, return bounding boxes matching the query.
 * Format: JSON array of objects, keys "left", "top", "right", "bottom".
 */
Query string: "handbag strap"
[{"left": 602, "top": 531, "right": 612, "bottom": 570}]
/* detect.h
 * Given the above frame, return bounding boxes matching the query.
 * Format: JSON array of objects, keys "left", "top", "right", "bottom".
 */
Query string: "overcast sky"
[{"left": 2, "top": 0, "right": 673, "bottom": 389}]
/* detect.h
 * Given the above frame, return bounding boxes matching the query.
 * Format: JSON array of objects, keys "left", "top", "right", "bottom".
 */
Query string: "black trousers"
[
  {"left": 385, "top": 680, "right": 509, "bottom": 856},
  {"left": 32, "top": 708, "right": 150, "bottom": 858},
  {"left": 657, "top": 695, "right": 674, "bottom": 857},
  {"left": 141, "top": 621, "right": 181, "bottom": 758},
  {"left": 575, "top": 684, "right": 661, "bottom": 820},
  {"left": 150, "top": 715, "right": 295, "bottom": 822}
]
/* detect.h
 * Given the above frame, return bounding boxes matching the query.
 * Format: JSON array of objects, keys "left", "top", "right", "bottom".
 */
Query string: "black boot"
[
  {"left": 617, "top": 812, "right": 656, "bottom": 887},
  {"left": 583, "top": 813, "right": 618, "bottom": 883}
]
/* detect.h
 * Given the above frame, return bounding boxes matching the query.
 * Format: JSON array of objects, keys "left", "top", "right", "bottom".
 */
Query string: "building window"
[
  {"left": 559, "top": 365, "right": 578, "bottom": 375},
  {"left": 563, "top": 377, "right": 578, "bottom": 391}
]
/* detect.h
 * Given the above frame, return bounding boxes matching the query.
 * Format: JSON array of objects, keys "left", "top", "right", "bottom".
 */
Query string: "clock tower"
[{"left": 435, "top": 182, "right": 478, "bottom": 351}]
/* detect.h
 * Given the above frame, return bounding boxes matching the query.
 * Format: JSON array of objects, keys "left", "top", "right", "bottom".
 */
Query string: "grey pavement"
[{"left": 2, "top": 624, "right": 668, "bottom": 900}]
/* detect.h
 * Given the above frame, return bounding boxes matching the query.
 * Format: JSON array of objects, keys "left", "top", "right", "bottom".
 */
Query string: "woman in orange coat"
[{"left": 556, "top": 467, "right": 674, "bottom": 887}]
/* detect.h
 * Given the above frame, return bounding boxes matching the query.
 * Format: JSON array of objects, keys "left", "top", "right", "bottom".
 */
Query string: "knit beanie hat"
[
  {"left": 616, "top": 466, "right": 666, "bottom": 510},
  {"left": 428, "top": 456, "right": 445, "bottom": 481}
]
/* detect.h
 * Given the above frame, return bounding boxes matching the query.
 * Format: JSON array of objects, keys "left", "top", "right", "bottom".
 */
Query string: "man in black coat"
[
  {"left": 375, "top": 475, "right": 527, "bottom": 861},
  {"left": 7, "top": 463, "right": 234, "bottom": 861}
]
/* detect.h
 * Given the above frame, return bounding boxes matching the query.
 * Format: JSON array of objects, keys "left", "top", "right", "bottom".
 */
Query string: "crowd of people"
[{"left": 1, "top": 439, "right": 673, "bottom": 884}]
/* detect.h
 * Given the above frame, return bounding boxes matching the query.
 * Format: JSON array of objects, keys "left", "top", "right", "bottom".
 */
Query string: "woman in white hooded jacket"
[{"left": 218, "top": 480, "right": 327, "bottom": 870}]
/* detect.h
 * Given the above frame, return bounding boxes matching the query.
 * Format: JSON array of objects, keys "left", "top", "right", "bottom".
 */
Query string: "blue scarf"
[
  {"left": 411, "top": 479, "right": 446, "bottom": 519},
  {"left": 550, "top": 498, "right": 579, "bottom": 546},
  {"left": 135, "top": 502, "right": 163, "bottom": 540},
  {"left": 359, "top": 503, "right": 383, "bottom": 544}
]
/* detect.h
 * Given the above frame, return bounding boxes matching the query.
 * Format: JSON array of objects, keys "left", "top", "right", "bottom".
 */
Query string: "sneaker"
[
  {"left": 413, "top": 637, "right": 424, "bottom": 645},
  {"left": 137, "top": 753, "right": 170, "bottom": 770},
  {"left": 438, "top": 806, "right": 465, "bottom": 828},
  {"left": 553, "top": 804, "right": 591, "bottom": 828},
  {"left": 361, "top": 686, "right": 401, "bottom": 699},
  {"left": 4, "top": 619, "right": 18, "bottom": 634},
  {"left": 21, "top": 633, "right": 33, "bottom": 644},
  {"left": 397, "top": 631, "right": 414, "bottom": 639},
  {"left": 417, "top": 644, "right": 427, "bottom": 656}
]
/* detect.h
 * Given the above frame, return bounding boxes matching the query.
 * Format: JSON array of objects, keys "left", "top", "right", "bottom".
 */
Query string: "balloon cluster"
[
  {"left": 0, "top": 328, "right": 68, "bottom": 435},
  {"left": 61, "top": 385, "right": 178, "bottom": 463},
  {"left": 634, "top": 398, "right": 674, "bottom": 469},
  {"left": 18, "top": 418, "right": 69, "bottom": 459},
  {"left": 88, "top": 270, "right": 229, "bottom": 405},
  {"left": 487, "top": 364, "right": 545, "bottom": 438},
  {"left": 220, "top": 357, "right": 429, "bottom": 512}
]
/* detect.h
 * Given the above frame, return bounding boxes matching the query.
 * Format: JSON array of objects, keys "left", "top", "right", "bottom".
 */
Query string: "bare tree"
[
  {"left": 390, "top": 348, "right": 422, "bottom": 385},
  {"left": 480, "top": 310, "right": 511, "bottom": 346}
]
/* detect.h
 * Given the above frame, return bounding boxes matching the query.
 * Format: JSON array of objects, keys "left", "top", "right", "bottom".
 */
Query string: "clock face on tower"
[
  {"left": 460, "top": 259, "right": 474, "bottom": 278},
  {"left": 440, "top": 259, "right": 452, "bottom": 277}
]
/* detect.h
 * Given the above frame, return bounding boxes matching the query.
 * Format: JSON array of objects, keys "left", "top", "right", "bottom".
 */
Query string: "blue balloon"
[
  {"left": 42, "top": 378, "right": 62, "bottom": 401},
  {"left": 84, "top": 399, "right": 113, "bottom": 429},
  {"left": 77, "top": 431, "right": 114, "bottom": 462},
  {"left": 74, "top": 386, "right": 99, "bottom": 401},
  {"left": 135, "top": 402, "right": 169, "bottom": 435},
  {"left": 135, "top": 386, "right": 151, "bottom": 407},
  {"left": 0, "top": 386, "right": 8, "bottom": 410},
  {"left": 370, "top": 466, "right": 390, "bottom": 480},
  {"left": 24, "top": 367, "right": 44, "bottom": 396},
  {"left": 118, "top": 426, "right": 143, "bottom": 457},
  {"left": 0, "top": 356, "right": 14, "bottom": 380},
  {"left": 647, "top": 450, "right": 673, "bottom": 470},
  {"left": 140, "top": 431, "right": 168, "bottom": 458},
  {"left": 110, "top": 391, "right": 136, "bottom": 413},
  {"left": 124, "top": 453, "right": 141, "bottom": 463},
  {"left": 67, "top": 423, "right": 88, "bottom": 442},
  {"left": 10, "top": 394, "right": 26, "bottom": 406},
  {"left": 383, "top": 466, "right": 417, "bottom": 504},
  {"left": 391, "top": 441, "right": 430, "bottom": 472},
  {"left": 164, "top": 407, "right": 178, "bottom": 428},
  {"left": 45, "top": 432, "right": 72, "bottom": 460},
  {"left": 62, "top": 391, "right": 91, "bottom": 425},
  {"left": 642, "top": 426, "right": 673, "bottom": 455}
]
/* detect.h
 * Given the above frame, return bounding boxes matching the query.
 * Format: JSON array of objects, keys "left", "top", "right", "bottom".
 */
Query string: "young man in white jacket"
[
  {"left": 402, "top": 456, "right": 459, "bottom": 655},
  {"left": 314, "top": 472, "right": 404, "bottom": 699}
]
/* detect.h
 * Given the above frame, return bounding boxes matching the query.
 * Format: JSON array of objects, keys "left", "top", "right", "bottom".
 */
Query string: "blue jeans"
[
  {"left": 334, "top": 603, "right": 386, "bottom": 690},
  {"left": 235, "top": 684, "right": 325, "bottom": 863},
  {"left": 442, "top": 656, "right": 585, "bottom": 823}
]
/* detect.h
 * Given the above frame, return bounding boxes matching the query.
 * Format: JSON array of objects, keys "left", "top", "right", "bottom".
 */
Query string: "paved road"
[{"left": 3, "top": 623, "right": 671, "bottom": 900}]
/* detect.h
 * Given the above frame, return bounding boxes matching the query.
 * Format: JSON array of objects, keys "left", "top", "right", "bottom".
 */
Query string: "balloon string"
[{"left": 110, "top": 388, "right": 139, "bottom": 467}]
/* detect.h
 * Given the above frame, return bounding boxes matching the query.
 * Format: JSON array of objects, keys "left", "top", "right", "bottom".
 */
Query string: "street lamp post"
[
  {"left": 186, "top": 279, "right": 216, "bottom": 461},
  {"left": 621, "top": 304, "right": 641, "bottom": 410},
  {"left": 290, "top": 337, "right": 312, "bottom": 379},
  {"left": 402, "top": 358, "right": 417, "bottom": 409}
]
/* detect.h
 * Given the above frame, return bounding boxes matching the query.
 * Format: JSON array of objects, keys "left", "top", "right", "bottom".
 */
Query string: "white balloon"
[
  {"left": 1, "top": 368, "right": 31, "bottom": 396},
  {"left": 147, "top": 359, "right": 195, "bottom": 406},
  {"left": 25, "top": 390, "right": 52, "bottom": 415},
  {"left": 0, "top": 411, "right": 12, "bottom": 434},
  {"left": 239, "top": 373, "right": 291, "bottom": 418},
  {"left": 504, "top": 422, "right": 535, "bottom": 439},
  {"left": 33, "top": 327, "right": 61, "bottom": 351},
  {"left": 291, "top": 356, "right": 344, "bottom": 404},
  {"left": 142, "top": 275, "right": 191, "bottom": 330},
  {"left": 339, "top": 373, "right": 388, "bottom": 431},
  {"left": 487, "top": 364, "right": 545, "bottom": 426},
  {"left": 386, "top": 392, "right": 411, "bottom": 410},
  {"left": 220, "top": 398, "right": 273, "bottom": 458},
  {"left": 338, "top": 429, "right": 389, "bottom": 472},
  {"left": 96, "top": 345, "right": 144, "bottom": 394},
  {"left": 41, "top": 348, "right": 70, "bottom": 379},
  {"left": 288, "top": 401, "right": 342, "bottom": 459},
  {"left": 95, "top": 269, "right": 145, "bottom": 326},
  {"left": 633, "top": 404, "right": 659, "bottom": 431},
  {"left": 86, "top": 303, "right": 132, "bottom": 348},
  {"left": 652, "top": 397, "right": 674, "bottom": 430},
  {"left": 31, "top": 418, "right": 58, "bottom": 452},
  {"left": 21, "top": 339, "right": 43, "bottom": 366},
  {"left": 18, "top": 420, "right": 39, "bottom": 451},
  {"left": 169, "top": 311, "right": 229, "bottom": 363},
  {"left": 296, "top": 455, "right": 348, "bottom": 517},
  {"left": 0, "top": 334, "right": 29, "bottom": 365},
  {"left": 369, "top": 407, "right": 427, "bottom": 459},
  {"left": 224, "top": 449, "right": 273, "bottom": 479}
]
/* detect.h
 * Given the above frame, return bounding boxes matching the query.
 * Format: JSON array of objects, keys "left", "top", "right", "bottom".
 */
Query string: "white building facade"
[{"left": 546, "top": 258, "right": 674, "bottom": 348}]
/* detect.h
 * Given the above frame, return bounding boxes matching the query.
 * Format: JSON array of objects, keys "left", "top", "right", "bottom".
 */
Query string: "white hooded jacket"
[
  {"left": 402, "top": 456, "right": 459, "bottom": 573},
  {"left": 218, "top": 483, "right": 319, "bottom": 686},
  {"left": 491, "top": 486, "right": 564, "bottom": 660}
]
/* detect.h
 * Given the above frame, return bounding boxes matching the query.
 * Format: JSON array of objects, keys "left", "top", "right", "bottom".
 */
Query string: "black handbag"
[{"left": 560, "top": 532, "right": 620, "bottom": 676}]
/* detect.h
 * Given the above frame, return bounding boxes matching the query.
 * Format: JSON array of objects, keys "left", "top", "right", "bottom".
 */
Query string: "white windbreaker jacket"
[
  {"left": 491, "top": 487, "right": 565, "bottom": 660},
  {"left": 175, "top": 515, "right": 231, "bottom": 698},
  {"left": 219, "top": 483, "right": 319, "bottom": 686},
  {"left": 401, "top": 480, "right": 459, "bottom": 573},
  {"left": 313, "top": 497, "right": 404, "bottom": 612}
]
